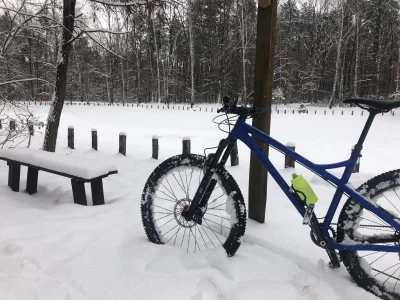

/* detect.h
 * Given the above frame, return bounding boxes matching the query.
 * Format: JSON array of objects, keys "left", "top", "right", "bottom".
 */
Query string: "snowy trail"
[{"left": 0, "top": 104, "right": 398, "bottom": 300}]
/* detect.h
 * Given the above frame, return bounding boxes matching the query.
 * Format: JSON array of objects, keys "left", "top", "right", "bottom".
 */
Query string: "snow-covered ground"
[{"left": 0, "top": 104, "right": 399, "bottom": 300}]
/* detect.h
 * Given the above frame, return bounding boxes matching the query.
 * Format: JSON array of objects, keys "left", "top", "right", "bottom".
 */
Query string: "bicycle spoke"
[
  {"left": 203, "top": 219, "right": 225, "bottom": 243},
  {"left": 187, "top": 168, "right": 194, "bottom": 194},
  {"left": 207, "top": 194, "right": 225, "bottom": 207},
  {"left": 159, "top": 216, "right": 176, "bottom": 229},
  {"left": 177, "top": 172, "right": 187, "bottom": 196},
  {"left": 172, "top": 173, "right": 187, "bottom": 196},
  {"left": 166, "top": 178, "right": 180, "bottom": 200},
  {"left": 181, "top": 228, "right": 187, "bottom": 248},
  {"left": 155, "top": 211, "right": 174, "bottom": 215},
  {"left": 155, "top": 213, "right": 175, "bottom": 222},
  {"left": 382, "top": 193, "right": 400, "bottom": 215},
  {"left": 204, "top": 217, "right": 230, "bottom": 230},
  {"left": 393, "top": 272, "right": 400, "bottom": 292},
  {"left": 153, "top": 204, "right": 174, "bottom": 213},
  {"left": 208, "top": 202, "right": 226, "bottom": 210},
  {"left": 187, "top": 225, "right": 191, "bottom": 252},
  {"left": 162, "top": 224, "right": 180, "bottom": 239},
  {"left": 155, "top": 196, "right": 177, "bottom": 204},
  {"left": 158, "top": 188, "right": 178, "bottom": 202},
  {"left": 359, "top": 216, "right": 391, "bottom": 227},
  {"left": 370, "top": 252, "right": 389, "bottom": 265},
  {"left": 360, "top": 251, "right": 380, "bottom": 258},
  {"left": 206, "top": 212, "right": 230, "bottom": 221},
  {"left": 173, "top": 226, "right": 183, "bottom": 246},
  {"left": 199, "top": 224, "right": 216, "bottom": 248}
]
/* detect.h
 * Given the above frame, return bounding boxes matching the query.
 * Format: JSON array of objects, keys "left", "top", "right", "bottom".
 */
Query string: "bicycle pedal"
[{"left": 303, "top": 204, "right": 315, "bottom": 225}]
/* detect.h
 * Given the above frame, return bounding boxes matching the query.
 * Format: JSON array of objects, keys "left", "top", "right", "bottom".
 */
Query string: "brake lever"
[
  {"left": 252, "top": 108, "right": 267, "bottom": 119},
  {"left": 217, "top": 106, "right": 228, "bottom": 113}
]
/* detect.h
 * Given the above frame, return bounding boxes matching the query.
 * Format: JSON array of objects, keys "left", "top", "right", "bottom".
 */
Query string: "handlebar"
[{"left": 217, "top": 103, "right": 267, "bottom": 119}]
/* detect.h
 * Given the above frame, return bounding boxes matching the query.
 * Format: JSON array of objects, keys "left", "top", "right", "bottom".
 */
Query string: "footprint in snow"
[{"left": 0, "top": 241, "right": 23, "bottom": 256}]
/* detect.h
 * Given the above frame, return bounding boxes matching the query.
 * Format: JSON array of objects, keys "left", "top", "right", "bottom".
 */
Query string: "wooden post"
[
  {"left": 92, "top": 129, "right": 98, "bottom": 150},
  {"left": 341, "top": 111, "right": 343, "bottom": 115},
  {"left": 9, "top": 119, "right": 16, "bottom": 131},
  {"left": 152, "top": 135, "right": 159, "bottom": 159},
  {"left": 230, "top": 141, "right": 239, "bottom": 166},
  {"left": 0, "top": 120, "right": 2, "bottom": 129},
  {"left": 119, "top": 132, "right": 127, "bottom": 156},
  {"left": 361, "top": 111, "right": 363, "bottom": 116},
  {"left": 248, "top": 0, "right": 277, "bottom": 224},
  {"left": 29, "top": 123, "right": 34, "bottom": 136},
  {"left": 352, "top": 145, "right": 360, "bottom": 173},
  {"left": 68, "top": 126, "right": 74, "bottom": 149},
  {"left": 182, "top": 137, "right": 191, "bottom": 155},
  {"left": 284, "top": 142, "right": 296, "bottom": 168}
]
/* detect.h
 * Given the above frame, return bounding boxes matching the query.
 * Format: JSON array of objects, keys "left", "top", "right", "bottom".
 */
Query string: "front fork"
[{"left": 181, "top": 138, "right": 235, "bottom": 224}]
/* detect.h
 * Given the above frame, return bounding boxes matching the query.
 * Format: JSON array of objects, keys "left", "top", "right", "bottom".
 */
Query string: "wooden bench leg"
[
  {"left": 91, "top": 178, "right": 105, "bottom": 206},
  {"left": 26, "top": 167, "right": 38, "bottom": 195},
  {"left": 8, "top": 162, "right": 21, "bottom": 192},
  {"left": 71, "top": 180, "right": 87, "bottom": 205}
]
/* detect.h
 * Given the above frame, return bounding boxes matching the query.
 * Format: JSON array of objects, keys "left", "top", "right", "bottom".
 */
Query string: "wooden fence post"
[
  {"left": 230, "top": 141, "right": 239, "bottom": 166},
  {"left": 284, "top": 142, "right": 295, "bottom": 168},
  {"left": 68, "top": 126, "right": 74, "bottom": 149},
  {"left": 152, "top": 135, "right": 159, "bottom": 159},
  {"left": 119, "top": 133, "right": 127, "bottom": 156},
  {"left": 0, "top": 120, "right": 2, "bottom": 129},
  {"left": 9, "top": 119, "right": 16, "bottom": 131},
  {"left": 352, "top": 145, "right": 360, "bottom": 173},
  {"left": 92, "top": 129, "right": 98, "bottom": 150},
  {"left": 182, "top": 137, "right": 191, "bottom": 155},
  {"left": 28, "top": 123, "right": 34, "bottom": 136}
]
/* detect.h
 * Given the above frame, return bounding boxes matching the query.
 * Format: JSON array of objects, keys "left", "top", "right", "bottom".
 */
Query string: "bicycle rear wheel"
[
  {"left": 338, "top": 170, "right": 400, "bottom": 300},
  {"left": 141, "top": 154, "right": 246, "bottom": 256}
]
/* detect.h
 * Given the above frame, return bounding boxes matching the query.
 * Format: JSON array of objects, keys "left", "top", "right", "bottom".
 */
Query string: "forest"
[{"left": 1, "top": 0, "right": 400, "bottom": 106}]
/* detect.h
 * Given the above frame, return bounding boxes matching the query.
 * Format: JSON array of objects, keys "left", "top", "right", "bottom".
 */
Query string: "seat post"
[{"left": 353, "top": 110, "right": 377, "bottom": 157}]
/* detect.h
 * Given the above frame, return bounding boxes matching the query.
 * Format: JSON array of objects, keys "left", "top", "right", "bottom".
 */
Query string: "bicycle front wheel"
[
  {"left": 141, "top": 154, "right": 246, "bottom": 256},
  {"left": 338, "top": 170, "right": 400, "bottom": 300}
]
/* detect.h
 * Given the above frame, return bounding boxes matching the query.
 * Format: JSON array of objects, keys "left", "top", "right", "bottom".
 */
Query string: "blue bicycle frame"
[{"left": 227, "top": 117, "right": 400, "bottom": 253}]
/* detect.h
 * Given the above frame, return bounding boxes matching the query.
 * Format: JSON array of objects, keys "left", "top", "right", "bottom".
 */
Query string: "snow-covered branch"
[{"left": 0, "top": 78, "right": 48, "bottom": 87}]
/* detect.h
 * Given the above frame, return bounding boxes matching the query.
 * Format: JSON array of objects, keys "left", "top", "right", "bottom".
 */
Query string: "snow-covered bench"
[{"left": 0, "top": 148, "right": 118, "bottom": 206}]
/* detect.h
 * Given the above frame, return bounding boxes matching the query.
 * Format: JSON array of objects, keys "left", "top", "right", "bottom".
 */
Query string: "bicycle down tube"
[{"left": 229, "top": 119, "right": 400, "bottom": 253}]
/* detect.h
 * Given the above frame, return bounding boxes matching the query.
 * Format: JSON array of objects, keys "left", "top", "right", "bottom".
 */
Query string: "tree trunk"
[
  {"left": 328, "top": 0, "right": 344, "bottom": 108},
  {"left": 152, "top": 15, "right": 161, "bottom": 103},
  {"left": 188, "top": 0, "right": 195, "bottom": 106},
  {"left": 354, "top": 7, "right": 359, "bottom": 97},
  {"left": 240, "top": 0, "right": 247, "bottom": 104},
  {"left": 42, "top": 0, "right": 76, "bottom": 152}
]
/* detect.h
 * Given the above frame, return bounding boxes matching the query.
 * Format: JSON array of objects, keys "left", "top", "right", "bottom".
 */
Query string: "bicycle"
[{"left": 141, "top": 97, "right": 400, "bottom": 300}]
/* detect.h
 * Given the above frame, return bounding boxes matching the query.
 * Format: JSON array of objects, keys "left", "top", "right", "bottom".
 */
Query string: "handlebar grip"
[{"left": 217, "top": 106, "right": 227, "bottom": 113}]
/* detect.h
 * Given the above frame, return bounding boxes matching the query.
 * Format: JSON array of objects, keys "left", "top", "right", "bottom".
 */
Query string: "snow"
[
  {"left": 286, "top": 141, "right": 296, "bottom": 147},
  {"left": 0, "top": 103, "right": 398, "bottom": 300},
  {"left": 0, "top": 148, "right": 117, "bottom": 180},
  {"left": 182, "top": 136, "right": 191, "bottom": 141},
  {"left": 119, "top": 132, "right": 126, "bottom": 136}
]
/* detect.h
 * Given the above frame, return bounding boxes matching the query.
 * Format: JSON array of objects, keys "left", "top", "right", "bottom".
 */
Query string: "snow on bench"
[
  {"left": 0, "top": 148, "right": 117, "bottom": 180},
  {"left": 0, "top": 148, "right": 118, "bottom": 206}
]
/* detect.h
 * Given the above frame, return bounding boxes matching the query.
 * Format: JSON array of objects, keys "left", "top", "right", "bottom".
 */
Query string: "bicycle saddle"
[{"left": 344, "top": 98, "right": 400, "bottom": 112}]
